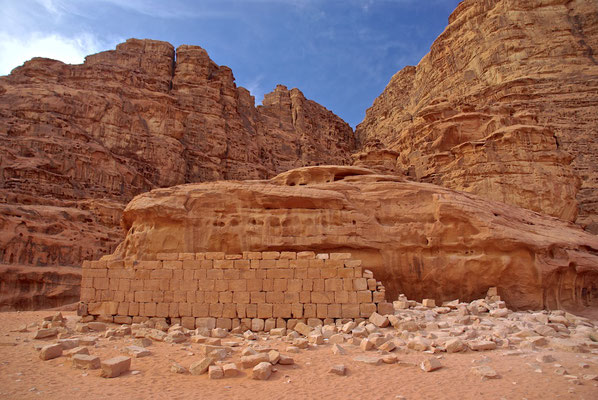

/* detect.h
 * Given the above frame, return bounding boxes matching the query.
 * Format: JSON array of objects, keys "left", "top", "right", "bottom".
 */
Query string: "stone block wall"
[{"left": 80, "top": 251, "right": 388, "bottom": 329}]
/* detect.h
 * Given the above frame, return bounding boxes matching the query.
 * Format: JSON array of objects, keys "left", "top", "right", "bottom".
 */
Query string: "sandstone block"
[
  {"left": 294, "top": 322, "right": 313, "bottom": 337},
  {"left": 208, "top": 365, "right": 224, "bottom": 379},
  {"left": 72, "top": 354, "right": 101, "bottom": 369},
  {"left": 421, "top": 357, "right": 442, "bottom": 372},
  {"left": 34, "top": 328, "right": 58, "bottom": 339},
  {"left": 190, "top": 357, "right": 214, "bottom": 375},
  {"left": 471, "top": 365, "right": 499, "bottom": 379},
  {"left": 353, "top": 355, "right": 382, "bottom": 365},
  {"left": 332, "top": 343, "right": 347, "bottom": 355},
  {"left": 330, "top": 364, "right": 346, "bottom": 375},
  {"left": 65, "top": 347, "right": 90, "bottom": 357},
  {"left": 101, "top": 356, "right": 131, "bottom": 378},
  {"left": 241, "top": 353, "right": 270, "bottom": 368},
  {"left": 369, "top": 312, "right": 390, "bottom": 328},
  {"left": 223, "top": 363, "right": 240, "bottom": 377},
  {"left": 252, "top": 362, "right": 272, "bottom": 380},
  {"left": 422, "top": 299, "right": 436, "bottom": 308},
  {"left": 445, "top": 338, "right": 465, "bottom": 353},
  {"left": 468, "top": 340, "right": 497, "bottom": 351},
  {"left": 40, "top": 343, "right": 63, "bottom": 360}
]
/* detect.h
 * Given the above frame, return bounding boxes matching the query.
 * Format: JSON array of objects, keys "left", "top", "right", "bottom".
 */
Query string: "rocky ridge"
[
  {"left": 0, "top": 39, "right": 355, "bottom": 277},
  {"left": 356, "top": 0, "right": 598, "bottom": 230}
]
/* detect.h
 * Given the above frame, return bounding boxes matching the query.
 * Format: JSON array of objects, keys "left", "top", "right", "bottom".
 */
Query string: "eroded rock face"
[
  {"left": 0, "top": 39, "right": 355, "bottom": 271},
  {"left": 355, "top": 0, "right": 598, "bottom": 229},
  {"left": 110, "top": 166, "right": 598, "bottom": 311},
  {"left": 0, "top": 265, "right": 81, "bottom": 311}
]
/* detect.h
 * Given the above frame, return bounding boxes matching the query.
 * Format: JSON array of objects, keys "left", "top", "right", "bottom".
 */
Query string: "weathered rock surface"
[
  {"left": 0, "top": 38, "right": 355, "bottom": 308},
  {"left": 0, "top": 265, "right": 81, "bottom": 311},
  {"left": 110, "top": 165, "right": 598, "bottom": 310},
  {"left": 356, "top": 0, "right": 598, "bottom": 230}
]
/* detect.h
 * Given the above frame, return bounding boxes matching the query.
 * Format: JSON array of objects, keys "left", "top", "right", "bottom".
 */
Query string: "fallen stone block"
[
  {"left": 58, "top": 339, "right": 79, "bottom": 350},
  {"left": 223, "top": 363, "right": 240, "bottom": 377},
  {"left": 65, "top": 346, "right": 89, "bottom": 357},
  {"left": 278, "top": 354, "right": 295, "bottom": 365},
  {"left": 353, "top": 355, "right": 382, "bottom": 365},
  {"left": 34, "top": 328, "right": 58, "bottom": 339},
  {"left": 329, "top": 333, "right": 345, "bottom": 344},
  {"left": 208, "top": 365, "right": 224, "bottom": 379},
  {"left": 134, "top": 338, "right": 152, "bottom": 347},
  {"left": 407, "top": 337, "right": 431, "bottom": 352},
  {"left": 170, "top": 362, "right": 187, "bottom": 374},
  {"left": 471, "top": 365, "right": 499, "bottom": 379},
  {"left": 536, "top": 354, "right": 556, "bottom": 363},
  {"left": 369, "top": 312, "right": 389, "bottom": 328},
  {"left": 422, "top": 299, "right": 436, "bottom": 308},
  {"left": 332, "top": 343, "right": 347, "bottom": 355},
  {"left": 551, "top": 338, "right": 587, "bottom": 353},
  {"left": 360, "top": 338, "right": 374, "bottom": 351},
  {"left": 241, "top": 353, "right": 270, "bottom": 368},
  {"left": 270, "top": 327, "right": 286, "bottom": 336},
  {"left": 39, "top": 343, "right": 63, "bottom": 360},
  {"left": 72, "top": 354, "right": 101, "bottom": 370},
  {"left": 294, "top": 322, "right": 313, "bottom": 337},
  {"left": 88, "top": 322, "right": 107, "bottom": 332},
  {"left": 101, "top": 356, "right": 131, "bottom": 378},
  {"left": 420, "top": 357, "right": 442, "bottom": 372},
  {"left": 189, "top": 357, "right": 214, "bottom": 375},
  {"left": 252, "top": 362, "right": 272, "bottom": 380},
  {"left": 211, "top": 328, "right": 228, "bottom": 338},
  {"left": 268, "top": 350, "right": 280, "bottom": 364},
  {"left": 382, "top": 354, "right": 398, "bottom": 364},
  {"left": 125, "top": 345, "right": 151, "bottom": 358},
  {"left": 78, "top": 336, "right": 98, "bottom": 346},
  {"left": 445, "top": 338, "right": 465, "bottom": 353},
  {"left": 468, "top": 340, "right": 497, "bottom": 351},
  {"left": 309, "top": 333, "right": 324, "bottom": 345},
  {"left": 378, "top": 341, "right": 396, "bottom": 352},
  {"left": 329, "top": 364, "right": 346, "bottom": 375},
  {"left": 293, "top": 338, "right": 309, "bottom": 349}
]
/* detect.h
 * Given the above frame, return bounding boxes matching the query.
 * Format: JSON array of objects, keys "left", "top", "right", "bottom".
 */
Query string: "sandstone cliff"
[
  {"left": 0, "top": 39, "right": 355, "bottom": 274},
  {"left": 110, "top": 166, "right": 598, "bottom": 311},
  {"left": 356, "top": 0, "right": 598, "bottom": 231}
]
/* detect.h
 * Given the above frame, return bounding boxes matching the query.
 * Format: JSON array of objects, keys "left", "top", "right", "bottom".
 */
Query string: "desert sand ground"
[{"left": 0, "top": 311, "right": 597, "bottom": 400}]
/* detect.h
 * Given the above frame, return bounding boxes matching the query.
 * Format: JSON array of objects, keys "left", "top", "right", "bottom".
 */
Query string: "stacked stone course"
[{"left": 80, "top": 251, "right": 387, "bottom": 329}]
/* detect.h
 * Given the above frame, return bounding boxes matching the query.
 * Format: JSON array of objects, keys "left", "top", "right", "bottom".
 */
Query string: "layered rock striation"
[
  {"left": 356, "top": 0, "right": 598, "bottom": 230},
  {"left": 0, "top": 39, "right": 355, "bottom": 272},
  {"left": 109, "top": 166, "right": 598, "bottom": 311}
]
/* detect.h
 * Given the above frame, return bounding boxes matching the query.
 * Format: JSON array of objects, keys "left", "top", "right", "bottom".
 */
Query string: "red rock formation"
[
  {"left": 356, "top": 0, "right": 598, "bottom": 230},
  {"left": 0, "top": 265, "right": 81, "bottom": 311},
  {"left": 0, "top": 39, "right": 355, "bottom": 272},
  {"left": 109, "top": 166, "right": 598, "bottom": 311}
]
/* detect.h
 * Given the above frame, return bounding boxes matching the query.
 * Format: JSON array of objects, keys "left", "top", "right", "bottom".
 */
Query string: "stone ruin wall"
[{"left": 80, "top": 251, "right": 389, "bottom": 330}]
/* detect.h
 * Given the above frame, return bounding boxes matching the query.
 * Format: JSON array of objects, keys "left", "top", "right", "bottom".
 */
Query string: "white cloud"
[
  {"left": 0, "top": 32, "right": 106, "bottom": 76},
  {"left": 241, "top": 75, "right": 266, "bottom": 105}
]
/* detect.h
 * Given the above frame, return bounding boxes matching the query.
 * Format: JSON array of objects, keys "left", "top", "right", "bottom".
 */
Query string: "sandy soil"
[{"left": 0, "top": 311, "right": 597, "bottom": 400}]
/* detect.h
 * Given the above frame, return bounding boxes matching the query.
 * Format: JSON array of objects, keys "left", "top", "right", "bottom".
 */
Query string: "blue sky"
[{"left": 0, "top": 0, "right": 461, "bottom": 127}]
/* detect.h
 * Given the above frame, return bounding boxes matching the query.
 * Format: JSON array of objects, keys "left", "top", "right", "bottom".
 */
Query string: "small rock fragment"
[
  {"left": 471, "top": 365, "right": 500, "bottom": 379},
  {"left": 329, "top": 364, "right": 346, "bottom": 376},
  {"left": 332, "top": 343, "right": 347, "bottom": 355},
  {"left": 420, "top": 357, "right": 442, "bottom": 372},
  {"left": 170, "top": 362, "right": 187, "bottom": 374}
]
